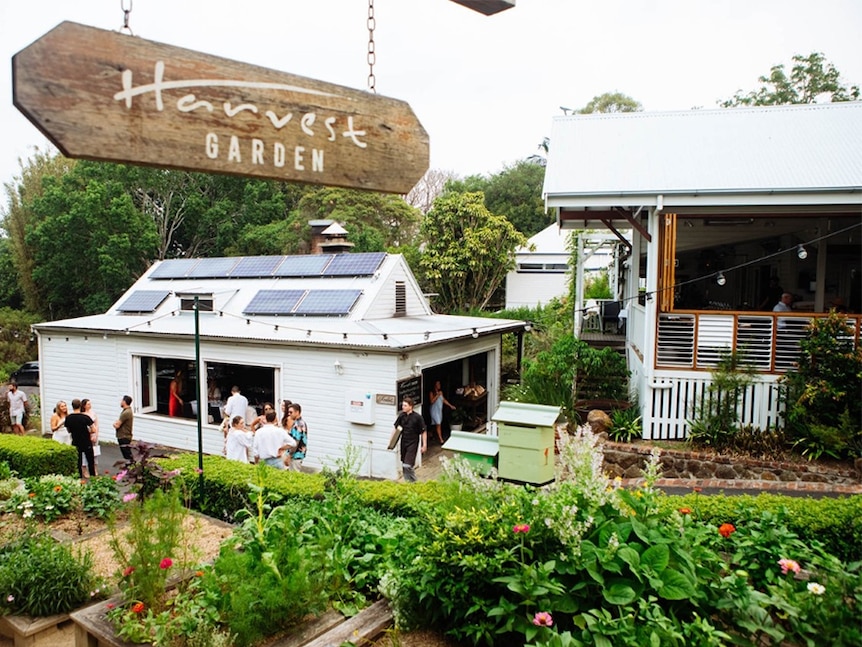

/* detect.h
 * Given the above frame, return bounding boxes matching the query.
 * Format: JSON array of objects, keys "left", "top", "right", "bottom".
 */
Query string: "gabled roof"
[
  {"left": 34, "top": 252, "right": 526, "bottom": 350},
  {"left": 543, "top": 102, "right": 862, "bottom": 210}
]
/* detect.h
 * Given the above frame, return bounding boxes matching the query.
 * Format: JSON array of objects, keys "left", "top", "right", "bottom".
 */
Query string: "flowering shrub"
[{"left": 5, "top": 475, "right": 80, "bottom": 522}]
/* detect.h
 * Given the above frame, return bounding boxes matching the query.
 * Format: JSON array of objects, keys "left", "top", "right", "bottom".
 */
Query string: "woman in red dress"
[{"left": 169, "top": 369, "right": 184, "bottom": 417}]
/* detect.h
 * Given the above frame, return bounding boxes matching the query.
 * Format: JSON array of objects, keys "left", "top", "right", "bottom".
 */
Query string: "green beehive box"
[
  {"left": 443, "top": 431, "right": 499, "bottom": 476},
  {"left": 492, "top": 401, "right": 560, "bottom": 485}
]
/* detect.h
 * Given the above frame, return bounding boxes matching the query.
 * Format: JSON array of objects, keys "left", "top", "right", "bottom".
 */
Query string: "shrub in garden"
[
  {"left": 4, "top": 474, "right": 80, "bottom": 522},
  {"left": 0, "top": 530, "right": 104, "bottom": 616},
  {"left": 0, "top": 434, "right": 77, "bottom": 477},
  {"left": 380, "top": 425, "right": 862, "bottom": 646}
]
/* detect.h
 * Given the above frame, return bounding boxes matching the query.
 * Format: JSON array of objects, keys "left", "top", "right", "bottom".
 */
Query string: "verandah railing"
[{"left": 656, "top": 311, "right": 861, "bottom": 373}]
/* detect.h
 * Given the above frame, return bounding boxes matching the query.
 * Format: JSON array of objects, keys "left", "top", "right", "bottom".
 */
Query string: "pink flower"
[
  {"left": 114, "top": 470, "right": 128, "bottom": 482},
  {"left": 778, "top": 558, "right": 801, "bottom": 575},
  {"left": 122, "top": 492, "right": 138, "bottom": 503},
  {"left": 159, "top": 557, "right": 173, "bottom": 570},
  {"left": 194, "top": 468, "right": 203, "bottom": 475},
  {"left": 533, "top": 611, "right": 553, "bottom": 627},
  {"left": 513, "top": 524, "right": 531, "bottom": 534},
  {"left": 106, "top": 603, "right": 115, "bottom": 610},
  {"left": 122, "top": 566, "right": 135, "bottom": 577}
]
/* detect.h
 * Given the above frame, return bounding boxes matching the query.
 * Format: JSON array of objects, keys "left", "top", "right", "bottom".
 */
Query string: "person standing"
[
  {"left": 169, "top": 369, "right": 184, "bottom": 417},
  {"left": 287, "top": 402, "right": 308, "bottom": 471},
  {"left": 253, "top": 410, "right": 295, "bottom": 469},
  {"left": 113, "top": 395, "right": 134, "bottom": 463},
  {"left": 51, "top": 401, "right": 71, "bottom": 445},
  {"left": 6, "top": 383, "right": 28, "bottom": 436},
  {"left": 394, "top": 396, "right": 426, "bottom": 483},
  {"left": 81, "top": 399, "right": 100, "bottom": 477},
  {"left": 66, "top": 399, "right": 95, "bottom": 479},
  {"left": 223, "top": 385, "right": 249, "bottom": 425},
  {"left": 428, "top": 380, "right": 456, "bottom": 444},
  {"left": 225, "top": 415, "right": 254, "bottom": 463}
]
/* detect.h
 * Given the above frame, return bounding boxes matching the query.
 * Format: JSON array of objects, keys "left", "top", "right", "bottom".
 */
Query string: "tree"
[
  {"left": 419, "top": 191, "right": 527, "bottom": 312},
  {"left": 26, "top": 161, "right": 159, "bottom": 319},
  {"left": 721, "top": 52, "right": 860, "bottom": 107},
  {"left": 297, "top": 187, "right": 421, "bottom": 248},
  {"left": 578, "top": 91, "right": 643, "bottom": 114},
  {"left": 405, "top": 168, "right": 456, "bottom": 214},
  {"left": 440, "top": 162, "right": 550, "bottom": 237}
]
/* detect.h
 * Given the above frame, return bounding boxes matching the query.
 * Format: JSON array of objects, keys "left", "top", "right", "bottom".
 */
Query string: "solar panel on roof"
[
  {"left": 230, "top": 256, "right": 285, "bottom": 278},
  {"left": 274, "top": 254, "right": 333, "bottom": 277},
  {"left": 323, "top": 252, "right": 386, "bottom": 276},
  {"left": 149, "top": 259, "right": 200, "bottom": 279},
  {"left": 294, "top": 289, "right": 362, "bottom": 316},
  {"left": 186, "top": 257, "right": 238, "bottom": 278},
  {"left": 243, "top": 290, "right": 305, "bottom": 315},
  {"left": 117, "top": 290, "right": 170, "bottom": 313}
]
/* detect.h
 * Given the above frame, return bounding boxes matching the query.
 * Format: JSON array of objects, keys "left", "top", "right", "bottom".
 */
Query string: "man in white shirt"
[
  {"left": 222, "top": 385, "right": 249, "bottom": 425},
  {"left": 773, "top": 292, "right": 793, "bottom": 312},
  {"left": 253, "top": 411, "right": 296, "bottom": 469},
  {"left": 6, "top": 383, "right": 28, "bottom": 436}
]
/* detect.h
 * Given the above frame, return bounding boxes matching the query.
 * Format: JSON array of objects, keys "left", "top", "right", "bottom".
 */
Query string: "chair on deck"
[{"left": 601, "top": 300, "right": 622, "bottom": 333}]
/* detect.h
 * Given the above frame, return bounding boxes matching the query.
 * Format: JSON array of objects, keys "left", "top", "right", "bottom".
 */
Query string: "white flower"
[
  {"left": 22, "top": 510, "right": 33, "bottom": 519},
  {"left": 807, "top": 582, "right": 826, "bottom": 596},
  {"left": 44, "top": 505, "right": 54, "bottom": 510},
  {"left": 6, "top": 595, "right": 13, "bottom": 603}
]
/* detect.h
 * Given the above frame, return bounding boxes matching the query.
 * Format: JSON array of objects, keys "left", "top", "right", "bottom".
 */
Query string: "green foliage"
[
  {"left": 0, "top": 435, "right": 77, "bottom": 478},
  {"left": 419, "top": 191, "right": 528, "bottom": 312},
  {"left": 608, "top": 407, "right": 642, "bottom": 443},
  {"left": 780, "top": 312, "right": 862, "bottom": 459},
  {"left": 0, "top": 309, "right": 39, "bottom": 376},
  {"left": 721, "top": 52, "right": 860, "bottom": 106},
  {"left": 578, "top": 91, "right": 643, "bottom": 114},
  {"left": 5, "top": 475, "right": 79, "bottom": 522},
  {"left": 583, "top": 270, "right": 612, "bottom": 299},
  {"left": 688, "top": 352, "right": 757, "bottom": 451},
  {"left": 80, "top": 474, "right": 122, "bottom": 519},
  {"left": 661, "top": 493, "right": 862, "bottom": 562},
  {"left": 0, "top": 530, "right": 104, "bottom": 616},
  {"left": 480, "top": 160, "right": 550, "bottom": 237}
]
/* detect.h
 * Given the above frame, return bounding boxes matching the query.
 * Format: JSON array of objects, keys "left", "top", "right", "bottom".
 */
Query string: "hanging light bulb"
[
  {"left": 716, "top": 272, "right": 726, "bottom": 286},
  {"left": 797, "top": 244, "right": 808, "bottom": 259}
]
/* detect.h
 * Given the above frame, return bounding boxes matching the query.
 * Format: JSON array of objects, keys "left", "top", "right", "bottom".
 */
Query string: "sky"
[{"left": 1, "top": 0, "right": 861, "bottom": 191}]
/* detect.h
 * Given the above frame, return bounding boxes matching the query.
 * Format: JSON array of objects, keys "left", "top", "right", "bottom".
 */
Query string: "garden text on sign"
[{"left": 12, "top": 22, "right": 429, "bottom": 194}]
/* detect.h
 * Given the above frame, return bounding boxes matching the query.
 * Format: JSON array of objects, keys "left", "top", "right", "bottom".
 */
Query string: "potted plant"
[{"left": 450, "top": 408, "right": 468, "bottom": 431}]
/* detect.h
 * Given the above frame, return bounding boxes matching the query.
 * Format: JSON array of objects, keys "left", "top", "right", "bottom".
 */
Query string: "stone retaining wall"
[{"left": 601, "top": 442, "right": 861, "bottom": 486}]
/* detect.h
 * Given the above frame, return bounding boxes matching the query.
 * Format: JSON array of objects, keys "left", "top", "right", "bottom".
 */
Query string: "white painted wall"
[{"left": 37, "top": 330, "right": 503, "bottom": 480}]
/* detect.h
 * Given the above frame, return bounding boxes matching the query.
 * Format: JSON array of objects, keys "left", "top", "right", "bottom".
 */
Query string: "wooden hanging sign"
[{"left": 12, "top": 22, "right": 429, "bottom": 194}]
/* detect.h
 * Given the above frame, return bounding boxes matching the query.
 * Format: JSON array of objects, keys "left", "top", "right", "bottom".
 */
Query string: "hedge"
[
  {"left": 0, "top": 434, "right": 77, "bottom": 478},
  {"left": 660, "top": 492, "right": 862, "bottom": 562},
  {"left": 156, "top": 453, "right": 862, "bottom": 561}
]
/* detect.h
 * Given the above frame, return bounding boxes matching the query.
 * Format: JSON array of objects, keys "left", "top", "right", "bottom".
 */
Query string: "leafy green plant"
[
  {"left": 0, "top": 530, "right": 104, "bottom": 616},
  {"left": 5, "top": 475, "right": 80, "bottom": 522},
  {"left": 608, "top": 407, "right": 642, "bottom": 442},
  {"left": 780, "top": 312, "right": 862, "bottom": 459},
  {"left": 80, "top": 474, "right": 122, "bottom": 519}
]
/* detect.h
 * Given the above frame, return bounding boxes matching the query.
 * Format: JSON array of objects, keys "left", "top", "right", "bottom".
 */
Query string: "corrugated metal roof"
[{"left": 543, "top": 103, "right": 862, "bottom": 202}]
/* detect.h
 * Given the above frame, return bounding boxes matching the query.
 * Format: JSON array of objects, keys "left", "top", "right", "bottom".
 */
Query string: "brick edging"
[{"left": 621, "top": 477, "right": 862, "bottom": 495}]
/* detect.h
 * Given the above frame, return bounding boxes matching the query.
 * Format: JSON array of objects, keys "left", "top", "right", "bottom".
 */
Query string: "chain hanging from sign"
[
  {"left": 118, "top": 0, "right": 134, "bottom": 35},
  {"left": 367, "top": 0, "right": 376, "bottom": 93}
]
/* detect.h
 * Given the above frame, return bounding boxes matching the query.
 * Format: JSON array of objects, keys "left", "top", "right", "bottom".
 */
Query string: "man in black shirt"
[
  {"left": 66, "top": 399, "right": 95, "bottom": 479},
  {"left": 394, "top": 396, "right": 426, "bottom": 482}
]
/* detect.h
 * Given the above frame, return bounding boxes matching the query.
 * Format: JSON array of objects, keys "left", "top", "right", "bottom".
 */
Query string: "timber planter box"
[{"left": 0, "top": 606, "right": 95, "bottom": 647}]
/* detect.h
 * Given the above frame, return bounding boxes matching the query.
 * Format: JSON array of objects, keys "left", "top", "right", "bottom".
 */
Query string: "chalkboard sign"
[{"left": 396, "top": 376, "right": 423, "bottom": 407}]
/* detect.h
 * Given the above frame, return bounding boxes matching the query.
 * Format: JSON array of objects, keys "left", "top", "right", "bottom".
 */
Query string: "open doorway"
[{"left": 422, "top": 352, "right": 489, "bottom": 442}]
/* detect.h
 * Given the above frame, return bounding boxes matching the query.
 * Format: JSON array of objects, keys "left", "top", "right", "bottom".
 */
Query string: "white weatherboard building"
[
  {"left": 34, "top": 252, "right": 527, "bottom": 479},
  {"left": 543, "top": 103, "right": 862, "bottom": 439}
]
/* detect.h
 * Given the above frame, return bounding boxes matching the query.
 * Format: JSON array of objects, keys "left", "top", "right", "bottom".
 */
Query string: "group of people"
[
  {"left": 50, "top": 395, "right": 135, "bottom": 479},
  {"left": 220, "top": 386, "right": 308, "bottom": 471}
]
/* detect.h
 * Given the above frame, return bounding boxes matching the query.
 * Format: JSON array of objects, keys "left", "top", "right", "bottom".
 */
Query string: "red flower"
[
  {"left": 679, "top": 507, "right": 692, "bottom": 515},
  {"left": 718, "top": 523, "right": 736, "bottom": 538},
  {"left": 159, "top": 557, "right": 173, "bottom": 570},
  {"left": 692, "top": 487, "right": 703, "bottom": 493},
  {"left": 106, "top": 603, "right": 115, "bottom": 610},
  {"left": 131, "top": 602, "right": 145, "bottom": 614},
  {"left": 513, "top": 524, "right": 531, "bottom": 534},
  {"left": 122, "top": 566, "right": 135, "bottom": 577}
]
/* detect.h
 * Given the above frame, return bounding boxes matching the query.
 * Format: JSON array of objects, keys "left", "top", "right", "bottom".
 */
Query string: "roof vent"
[{"left": 395, "top": 281, "right": 406, "bottom": 317}]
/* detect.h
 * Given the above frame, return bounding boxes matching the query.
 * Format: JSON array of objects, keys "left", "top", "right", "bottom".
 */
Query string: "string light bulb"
[
  {"left": 797, "top": 244, "right": 808, "bottom": 259},
  {"left": 716, "top": 272, "right": 726, "bottom": 286}
]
